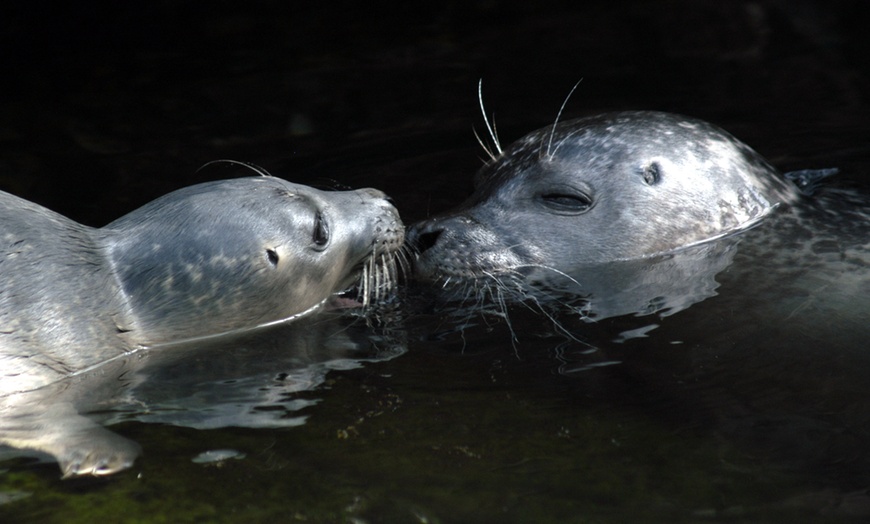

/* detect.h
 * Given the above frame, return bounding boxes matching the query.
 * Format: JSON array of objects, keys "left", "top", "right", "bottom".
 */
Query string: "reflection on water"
[
  {"left": 416, "top": 234, "right": 741, "bottom": 341},
  {"left": 0, "top": 310, "right": 405, "bottom": 478},
  {"left": 111, "top": 310, "right": 405, "bottom": 431}
]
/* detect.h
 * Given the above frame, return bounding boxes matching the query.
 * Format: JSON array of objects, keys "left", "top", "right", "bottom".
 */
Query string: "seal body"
[
  {"left": 409, "top": 111, "right": 800, "bottom": 280},
  {"left": 1, "top": 176, "right": 403, "bottom": 396},
  {"left": 1, "top": 175, "right": 403, "bottom": 476}
]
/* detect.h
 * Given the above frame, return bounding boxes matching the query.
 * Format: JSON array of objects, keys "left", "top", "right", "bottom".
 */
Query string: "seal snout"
[
  {"left": 408, "top": 225, "right": 442, "bottom": 257},
  {"left": 359, "top": 187, "right": 389, "bottom": 201}
]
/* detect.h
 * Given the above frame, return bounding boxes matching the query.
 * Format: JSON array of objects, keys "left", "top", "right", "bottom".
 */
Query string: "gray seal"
[
  {"left": 0, "top": 176, "right": 404, "bottom": 477},
  {"left": 409, "top": 111, "right": 800, "bottom": 280},
  {"left": 1, "top": 175, "right": 403, "bottom": 475}
]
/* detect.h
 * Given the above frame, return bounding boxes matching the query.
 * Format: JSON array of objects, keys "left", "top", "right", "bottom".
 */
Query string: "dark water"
[{"left": 2, "top": 1, "right": 870, "bottom": 522}]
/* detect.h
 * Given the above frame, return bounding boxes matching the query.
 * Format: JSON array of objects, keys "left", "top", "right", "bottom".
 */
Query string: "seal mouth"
[
  {"left": 338, "top": 243, "right": 410, "bottom": 310},
  {"left": 333, "top": 212, "right": 407, "bottom": 310},
  {"left": 356, "top": 252, "right": 401, "bottom": 308}
]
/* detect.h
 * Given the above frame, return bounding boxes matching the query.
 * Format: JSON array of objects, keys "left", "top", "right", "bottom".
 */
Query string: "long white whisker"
[
  {"left": 473, "top": 126, "right": 497, "bottom": 162},
  {"left": 478, "top": 79, "right": 502, "bottom": 156},
  {"left": 511, "top": 263, "right": 584, "bottom": 288},
  {"left": 196, "top": 159, "right": 273, "bottom": 177},
  {"left": 370, "top": 256, "right": 378, "bottom": 306},
  {"left": 374, "top": 255, "right": 382, "bottom": 302},
  {"left": 546, "top": 79, "right": 583, "bottom": 158},
  {"left": 360, "top": 263, "right": 369, "bottom": 309}
]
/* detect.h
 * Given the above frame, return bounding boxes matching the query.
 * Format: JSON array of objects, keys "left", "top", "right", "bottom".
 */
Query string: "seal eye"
[
  {"left": 641, "top": 162, "right": 662, "bottom": 186},
  {"left": 313, "top": 211, "right": 329, "bottom": 247},
  {"left": 540, "top": 192, "right": 594, "bottom": 214}
]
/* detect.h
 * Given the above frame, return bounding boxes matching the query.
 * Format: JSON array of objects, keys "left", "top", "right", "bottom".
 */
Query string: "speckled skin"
[
  {"left": 0, "top": 175, "right": 402, "bottom": 477},
  {"left": 410, "top": 111, "right": 799, "bottom": 279},
  {"left": 1, "top": 176, "right": 403, "bottom": 397}
]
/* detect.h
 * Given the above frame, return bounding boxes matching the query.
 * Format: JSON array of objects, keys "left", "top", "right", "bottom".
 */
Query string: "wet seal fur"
[
  {"left": 410, "top": 111, "right": 801, "bottom": 281},
  {"left": 1, "top": 175, "right": 403, "bottom": 476}
]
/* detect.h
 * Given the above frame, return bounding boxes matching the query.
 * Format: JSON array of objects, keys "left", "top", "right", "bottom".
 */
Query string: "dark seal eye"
[
  {"left": 313, "top": 211, "right": 329, "bottom": 247},
  {"left": 540, "top": 192, "right": 594, "bottom": 214},
  {"left": 641, "top": 162, "right": 662, "bottom": 186}
]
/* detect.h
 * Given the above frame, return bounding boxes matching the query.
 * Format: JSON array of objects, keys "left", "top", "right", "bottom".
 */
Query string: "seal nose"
[{"left": 407, "top": 221, "right": 443, "bottom": 255}]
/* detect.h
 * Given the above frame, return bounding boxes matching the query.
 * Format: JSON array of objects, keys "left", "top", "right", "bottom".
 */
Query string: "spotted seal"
[
  {"left": 409, "top": 111, "right": 801, "bottom": 281},
  {"left": 1, "top": 174, "right": 403, "bottom": 476}
]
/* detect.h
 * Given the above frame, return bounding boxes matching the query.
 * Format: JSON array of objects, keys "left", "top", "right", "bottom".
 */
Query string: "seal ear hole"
[
  {"left": 539, "top": 192, "right": 594, "bottom": 214},
  {"left": 312, "top": 212, "right": 330, "bottom": 248},
  {"left": 266, "top": 248, "right": 280, "bottom": 267},
  {"left": 641, "top": 162, "right": 662, "bottom": 186}
]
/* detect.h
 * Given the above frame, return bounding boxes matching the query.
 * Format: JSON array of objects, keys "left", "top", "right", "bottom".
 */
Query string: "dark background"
[{"left": 1, "top": 0, "right": 868, "bottom": 225}]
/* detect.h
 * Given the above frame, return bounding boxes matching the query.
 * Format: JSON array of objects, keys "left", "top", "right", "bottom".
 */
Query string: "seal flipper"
[
  {"left": 0, "top": 400, "right": 141, "bottom": 478},
  {"left": 56, "top": 425, "right": 142, "bottom": 478},
  {"left": 783, "top": 168, "right": 839, "bottom": 196}
]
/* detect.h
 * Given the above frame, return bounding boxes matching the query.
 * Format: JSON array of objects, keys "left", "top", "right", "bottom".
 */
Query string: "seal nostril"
[
  {"left": 266, "top": 248, "right": 280, "bottom": 267},
  {"left": 415, "top": 230, "right": 443, "bottom": 253}
]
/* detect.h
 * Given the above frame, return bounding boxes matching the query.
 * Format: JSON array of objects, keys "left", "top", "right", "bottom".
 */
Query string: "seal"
[
  {"left": 1, "top": 175, "right": 404, "bottom": 395},
  {"left": 1, "top": 174, "right": 403, "bottom": 476},
  {"left": 409, "top": 111, "right": 801, "bottom": 281}
]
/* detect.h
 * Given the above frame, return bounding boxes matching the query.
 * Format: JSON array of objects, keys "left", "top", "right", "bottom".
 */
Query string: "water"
[{"left": 2, "top": 2, "right": 870, "bottom": 522}]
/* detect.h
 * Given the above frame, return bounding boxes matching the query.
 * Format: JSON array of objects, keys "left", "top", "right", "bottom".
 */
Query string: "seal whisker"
[
  {"left": 517, "top": 289, "right": 589, "bottom": 343},
  {"left": 389, "top": 255, "right": 401, "bottom": 291},
  {"left": 481, "top": 272, "right": 522, "bottom": 352},
  {"left": 511, "top": 263, "right": 584, "bottom": 289},
  {"left": 353, "top": 248, "right": 404, "bottom": 312},
  {"left": 395, "top": 246, "right": 412, "bottom": 281},
  {"left": 477, "top": 79, "right": 502, "bottom": 156},
  {"left": 387, "top": 262, "right": 394, "bottom": 295},
  {"left": 373, "top": 257, "right": 380, "bottom": 302},
  {"left": 499, "top": 265, "right": 592, "bottom": 323},
  {"left": 369, "top": 255, "right": 378, "bottom": 305},
  {"left": 382, "top": 254, "right": 391, "bottom": 299},
  {"left": 196, "top": 159, "right": 274, "bottom": 177},
  {"left": 473, "top": 126, "right": 498, "bottom": 163},
  {"left": 387, "top": 254, "right": 398, "bottom": 288},
  {"left": 545, "top": 79, "right": 583, "bottom": 159},
  {"left": 386, "top": 256, "right": 396, "bottom": 298},
  {"left": 377, "top": 254, "right": 386, "bottom": 302},
  {"left": 369, "top": 252, "right": 378, "bottom": 302},
  {"left": 372, "top": 255, "right": 381, "bottom": 303},
  {"left": 360, "top": 263, "right": 370, "bottom": 309},
  {"left": 426, "top": 263, "right": 594, "bottom": 348}
]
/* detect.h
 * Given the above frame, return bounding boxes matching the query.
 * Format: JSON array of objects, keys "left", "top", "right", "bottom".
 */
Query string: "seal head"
[
  {"left": 410, "top": 111, "right": 799, "bottom": 280},
  {"left": 106, "top": 176, "right": 403, "bottom": 345}
]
